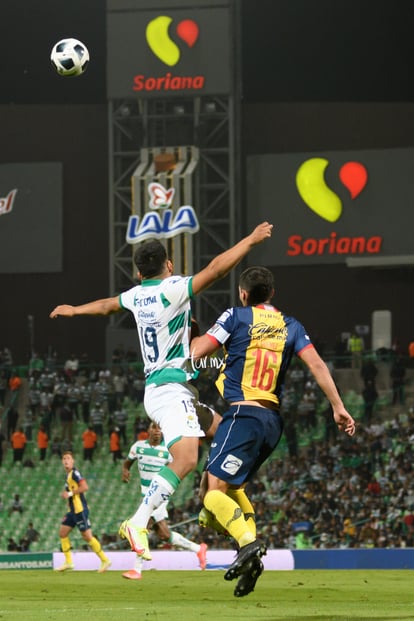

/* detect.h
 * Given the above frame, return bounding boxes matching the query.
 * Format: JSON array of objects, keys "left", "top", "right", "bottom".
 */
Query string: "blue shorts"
[
  {"left": 62, "top": 509, "right": 91, "bottom": 532},
  {"left": 206, "top": 404, "right": 283, "bottom": 486}
]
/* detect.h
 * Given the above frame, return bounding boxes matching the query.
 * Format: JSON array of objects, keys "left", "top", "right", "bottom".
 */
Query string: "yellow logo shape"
[
  {"left": 146, "top": 15, "right": 180, "bottom": 67},
  {"left": 296, "top": 158, "right": 342, "bottom": 223}
]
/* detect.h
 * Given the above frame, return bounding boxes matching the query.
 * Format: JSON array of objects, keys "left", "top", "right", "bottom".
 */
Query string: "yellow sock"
[
  {"left": 204, "top": 490, "right": 255, "bottom": 548},
  {"left": 60, "top": 537, "right": 73, "bottom": 564},
  {"left": 227, "top": 488, "right": 256, "bottom": 538},
  {"left": 88, "top": 536, "right": 108, "bottom": 561}
]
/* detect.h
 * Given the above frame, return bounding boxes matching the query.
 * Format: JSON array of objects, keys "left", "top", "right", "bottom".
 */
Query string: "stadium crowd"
[{"left": 1, "top": 345, "right": 414, "bottom": 551}]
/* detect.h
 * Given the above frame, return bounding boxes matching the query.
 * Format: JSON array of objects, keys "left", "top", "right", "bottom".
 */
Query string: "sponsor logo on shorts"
[{"left": 220, "top": 454, "right": 242, "bottom": 475}]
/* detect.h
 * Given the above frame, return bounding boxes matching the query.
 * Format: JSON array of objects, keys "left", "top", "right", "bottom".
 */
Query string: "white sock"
[
  {"left": 130, "top": 473, "right": 177, "bottom": 528},
  {"left": 169, "top": 531, "right": 200, "bottom": 553},
  {"left": 133, "top": 555, "right": 144, "bottom": 573}
]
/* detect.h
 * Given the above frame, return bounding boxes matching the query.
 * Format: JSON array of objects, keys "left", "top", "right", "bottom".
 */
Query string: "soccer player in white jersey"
[
  {"left": 121, "top": 421, "right": 207, "bottom": 579},
  {"left": 50, "top": 221, "right": 273, "bottom": 560}
]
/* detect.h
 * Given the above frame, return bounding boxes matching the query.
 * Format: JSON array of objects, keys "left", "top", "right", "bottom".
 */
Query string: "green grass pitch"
[{"left": 1, "top": 569, "right": 414, "bottom": 621}]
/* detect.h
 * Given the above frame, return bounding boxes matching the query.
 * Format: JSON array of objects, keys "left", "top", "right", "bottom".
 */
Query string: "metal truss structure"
[{"left": 108, "top": 94, "right": 241, "bottom": 335}]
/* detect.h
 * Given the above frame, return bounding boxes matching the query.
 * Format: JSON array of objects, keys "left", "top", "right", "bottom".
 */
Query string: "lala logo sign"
[
  {"left": 0, "top": 189, "right": 18, "bottom": 216},
  {"left": 290, "top": 158, "right": 382, "bottom": 257},
  {"left": 133, "top": 16, "right": 204, "bottom": 92},
  {"left": 126, "top": 182, "right": 200, "bottom": 243}
]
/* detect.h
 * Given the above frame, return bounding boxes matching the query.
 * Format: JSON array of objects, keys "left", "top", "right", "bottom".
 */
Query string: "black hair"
[
  {"left": 239, "top": 266, "right": 274, "bottom": 306},
  {"left": 133, "top": 239, "right": 167, "bottom": 279}
]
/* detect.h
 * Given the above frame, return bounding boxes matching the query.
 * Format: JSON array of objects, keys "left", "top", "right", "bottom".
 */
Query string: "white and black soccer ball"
[{"left": 50, "top": 38, "right": 89, "bottom": 77}]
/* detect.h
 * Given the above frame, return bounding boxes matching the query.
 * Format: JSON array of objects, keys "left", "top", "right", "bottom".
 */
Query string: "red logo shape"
[
  {"left": 176, "top": 19, "right": 199, "bottom": 48},
  {"left": 339, "top": 162, "right": 368, "bottom": 199}
]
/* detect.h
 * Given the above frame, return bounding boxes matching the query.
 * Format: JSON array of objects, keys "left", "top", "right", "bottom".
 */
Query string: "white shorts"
[{"left": 144, "top": 382, "right": 205, "bottom": 449}]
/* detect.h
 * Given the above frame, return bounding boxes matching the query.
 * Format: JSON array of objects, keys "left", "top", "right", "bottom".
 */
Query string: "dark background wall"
[
  {"left": 1, "top": 0, "right": 413, "bottom": 363},
  {"left": 0, "top": 105, "right": 109, "bottom": 361}
]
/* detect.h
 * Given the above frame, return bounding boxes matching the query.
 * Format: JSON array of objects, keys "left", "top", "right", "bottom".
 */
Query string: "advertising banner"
[
  {"left": 107, "top": 5, "right": 231, "bottom": 97},
  {"left": 0, "top": 553, "right": 53, "bottom": 570},
  {"left": 246, "top": 148, "right": 414, "bottom": 266}
]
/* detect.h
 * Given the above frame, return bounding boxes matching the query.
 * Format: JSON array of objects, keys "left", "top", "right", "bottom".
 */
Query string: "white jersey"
[
  {"left": 119, "top": 275, "right": 194, "bottom": 385},
  {"left": 127, "top": 439, "right": 171, "bottom": 497}
]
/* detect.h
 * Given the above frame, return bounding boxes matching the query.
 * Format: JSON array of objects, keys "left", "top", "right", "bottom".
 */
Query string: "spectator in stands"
[
  {"left": 2, "top": 347, "right": 13, "bottom": 370},
  {"left": 89, "top": 402, "right": 105, "bottom": 443},
  {"left": 7, "top": 405, "right": 19, "bottom": 439},
  {"left": 66, "top": 379, "right": 81, "bottom": 418},
  {"left": 8, "top": 493, "right": 24, "bottom": 515},
  {"left": 25, "top": 522, "right": 40, "bottom": 545},
  {"left": 360, "top": 356, "right": 378, "bottom": 388},
  {"left": 37, "top": 424, "right": 49, "bottom": 461},
  {"left": 60, "top": 404, "right": 75, "bottom": 444},
  {"left": 390, "top": 356, "right": 406, "bottom": 405},
  {"left": 113, "top": 406, "right": 128, "bottom": 447},
  {"left": 29, "top": 352, "right": 45, "bottom": 377},
  {"left": 80, "top": 382, "right": 92, "bottom": 424},
  {"left": 113, "top": 370, "right": 127, "bottom": 408},
  {"left": 11, "top": 427, "right": 27, "bottom": 464},
  {"left": 82, "top": 425, "right": 97, "bottom": 462},
  {"left": 19, "top": 536, "right": 30, "bottom": 552},
  {"left": 110, "top": 427, "right": 122, "bottom": 463},
  {"left": 64, "top": 353, "right": 79, "bottom": 379},
  {"left": 347, "top": 332, "right": 364, "bottom": 369},
  {"left": 132, "top": 371, "right": 145, "bottom": 404},
  {"left": 7, "top": 537, "right": 18, "bottom": 551},
  {"left": 362, "top": 380, "right": 378, "bottom": 425},
  {"left": 23, "top": 407, "right": 34, "bottom": 442},
  {"left": 8, "top": 370, "right": 22, "bottom": 393},
  {"left": 279, "top": 382, "right": 298, "bottom": 458}
]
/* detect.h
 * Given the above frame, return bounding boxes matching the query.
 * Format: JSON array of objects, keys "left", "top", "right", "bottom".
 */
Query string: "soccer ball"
[{"left": 50, "top": 38, "right": 89, "bottom": 77}]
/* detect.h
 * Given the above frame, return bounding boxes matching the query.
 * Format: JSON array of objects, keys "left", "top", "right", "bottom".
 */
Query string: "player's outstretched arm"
[
  {"left": 191, "top": 222, "right": 273, "bottom": 296},
  {"left": 50, "top": 296, "right": 121, "bottom": 319},
  {"left": 299, "top": 346, "right": 356, "bottom": 436}
]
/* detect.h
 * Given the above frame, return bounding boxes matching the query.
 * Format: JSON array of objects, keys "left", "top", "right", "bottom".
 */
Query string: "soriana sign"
[
  {"left": 107, "top": 3, "right": 231, "bottom": 97},
  {"left": 246, "top": 148, "right": 414, "bottom": 266}
]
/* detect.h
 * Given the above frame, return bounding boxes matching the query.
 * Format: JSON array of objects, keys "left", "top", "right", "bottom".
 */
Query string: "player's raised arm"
[
  {"left": 191, "top": 222, "right": 273, "bottom": 296},
  {"left": 50, "top": 296, "right": 121, "bottom": 319},
  {"left": 299, "top": 346, "right": 356, "bottom": 436}
]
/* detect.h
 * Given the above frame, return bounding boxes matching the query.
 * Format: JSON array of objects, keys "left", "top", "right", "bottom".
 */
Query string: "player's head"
[
  {"left": 62, "top": 451, "right": 75, "bottom": 470},
  {"left": 133, "top": 240, "right": 172, "bottom": 279},
  {"left": 147, "top": 421, "right": 162, "bottom": 445},
  {"left": 238, "top": 266, "right": 274, "bottom": 306}
]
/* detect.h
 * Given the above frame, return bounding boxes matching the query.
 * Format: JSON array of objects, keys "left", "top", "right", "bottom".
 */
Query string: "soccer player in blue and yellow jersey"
[
  {"left": 191, "top": 266, "right": 356, "bottom": 597},
  {"left": 56, "top": 451, "right": 111, "bottom": 572}
]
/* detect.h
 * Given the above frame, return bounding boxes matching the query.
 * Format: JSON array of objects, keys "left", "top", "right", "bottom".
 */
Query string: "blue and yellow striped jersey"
[
  {"left": 65, "top": 468, "right": 88, "bottom": 514},
  {"left": 207, "top": 304, "right": 313, "bottom": 407}
]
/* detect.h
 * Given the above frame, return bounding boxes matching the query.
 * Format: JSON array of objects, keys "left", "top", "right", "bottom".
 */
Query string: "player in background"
[
  {"left": 191, "top": 266, "right": 356, "bottom": 597},
  {"left": 55, "top": 451, "right": 111, "bottom": 572},
  {"left": 50, "top": 221, "right": 273, "bottom": 562},
  {"left": 121, "top": 421, "right": 207, "bottom": 579}
]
